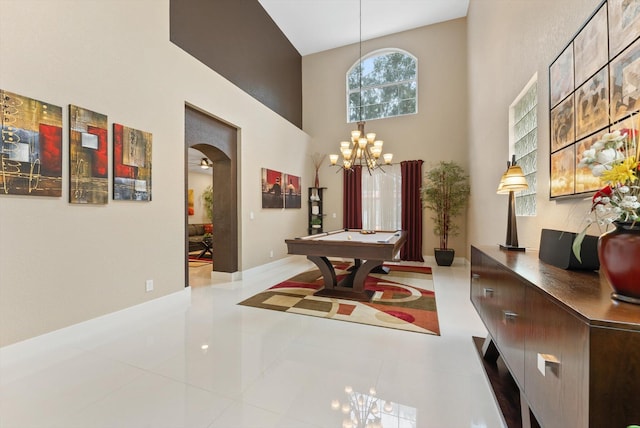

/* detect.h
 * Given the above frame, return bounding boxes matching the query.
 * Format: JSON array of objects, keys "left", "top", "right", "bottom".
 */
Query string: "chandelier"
[
  {"left": 331, "top": 386, "right": 393, "bottom": 428},
  {"left": 329, "top": 0, "right": 392, "bottom": 174}
]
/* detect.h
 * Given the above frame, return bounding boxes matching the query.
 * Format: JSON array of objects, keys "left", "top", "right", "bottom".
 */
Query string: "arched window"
[{"left": 347, "top": 49, "right": 417, "bottom": 123}]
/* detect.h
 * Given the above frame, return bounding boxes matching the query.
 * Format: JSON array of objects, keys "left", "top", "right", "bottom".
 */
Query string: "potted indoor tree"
[{"left": 421, "top": 161, "right": 470, "bottom": 266}]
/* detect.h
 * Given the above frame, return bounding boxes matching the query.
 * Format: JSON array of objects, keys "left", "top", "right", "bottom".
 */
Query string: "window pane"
[
  {"left": 362, "top": 165, "right": 402, "bottom": 230},
  {"left": 513, "top": 79, "right": 537, "bottom": 216},
  {"left": 347, "top": 50, "right": 417, "bottom": 122}
]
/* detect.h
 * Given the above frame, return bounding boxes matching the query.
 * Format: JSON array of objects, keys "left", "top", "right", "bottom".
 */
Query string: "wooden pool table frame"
[{"left": 285, "top": 229, "right": 407, "bottom": 301}]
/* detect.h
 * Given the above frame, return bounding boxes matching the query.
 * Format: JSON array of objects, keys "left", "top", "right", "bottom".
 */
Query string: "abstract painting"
[
  {"left": 608, "top": 0, "right": 640, "bottom": 58},
  {"left": 550, "top": 145, "right": 575, "bottom": 198},
  {"left": 550, "top": 43, "right": 575, "bottom": 108},
  {"left": 261, "top": 168, "right": 284, "bottom": 208},
  {"left": 113, "top": 123, "right": 152, "bottom": 201},
  {"left": 575, "top": 68, "right": 609, "bottom": 140},
  {"left": 69, "top": 105, "right": 108, "bottom": 204},
  {"left": 283, "top": 173, "right": 301, "bottom": 209},
  {"left": 0, "top": 89, "right": 63, "bottom": 196},
  {"left": 188, "top": 189, "right": 194, "bottom": 215},
  {"left": 550, "top": 95, "right": 575, "bottom": 152},
  {"left": 610, "top": 38, "right": 640, "bottom": 122},
  {"left": 574, "top": 4, "right": 608, "bottom": 87},
  {"left": 575, "top": 130, "right": 608, "bottom": 194}
]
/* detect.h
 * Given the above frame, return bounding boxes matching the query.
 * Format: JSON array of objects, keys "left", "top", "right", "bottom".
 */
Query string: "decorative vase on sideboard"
[{"left": 598, "top": 221, "right": 640, "bottom": 304}]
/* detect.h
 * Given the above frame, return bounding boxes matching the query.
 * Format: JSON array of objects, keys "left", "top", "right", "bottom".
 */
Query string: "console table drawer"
[
  {"left": 471, "top": 251, "right": 499, "bottom": 339},
  {"left": 524, "top": 287, "right": 589, "bottom": 428},
  {"left": 471, "top": 248, "right": 525, "bottom": 386}
]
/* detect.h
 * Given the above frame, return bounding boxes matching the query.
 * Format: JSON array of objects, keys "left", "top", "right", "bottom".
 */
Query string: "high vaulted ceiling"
[{"left": 258, "top": 0, "right": 470, "bottom": 56}]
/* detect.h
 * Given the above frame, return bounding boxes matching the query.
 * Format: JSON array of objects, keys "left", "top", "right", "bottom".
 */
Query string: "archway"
[{"left": 184, "top": 105, "right": 238, "bottom": 284}]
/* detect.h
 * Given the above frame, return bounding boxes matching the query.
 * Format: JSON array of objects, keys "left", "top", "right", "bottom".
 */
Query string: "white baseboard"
[
  {"left": 1, "top": 288, "right": 192, "bottom": 353},
  {"left": 240, "top": 255, "right": 303, "bottom": 279}
]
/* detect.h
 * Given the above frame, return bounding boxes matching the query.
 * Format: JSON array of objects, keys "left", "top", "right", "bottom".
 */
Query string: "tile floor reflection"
[{"left": 0, "top": 258, "right": 505, "bottom": 428}]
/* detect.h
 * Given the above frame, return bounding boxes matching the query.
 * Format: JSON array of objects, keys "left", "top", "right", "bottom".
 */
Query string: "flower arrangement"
[
  {"left": 311, "top": 152, "right": 326, "bottom": 188},
  {"left": 572, "top": 123, "right": 639, "bottom": 261}
]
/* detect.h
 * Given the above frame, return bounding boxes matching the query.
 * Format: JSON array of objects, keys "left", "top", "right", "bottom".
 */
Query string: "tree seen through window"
[{"left": 347, "top": 49, "right": 417, "bottom": 122}]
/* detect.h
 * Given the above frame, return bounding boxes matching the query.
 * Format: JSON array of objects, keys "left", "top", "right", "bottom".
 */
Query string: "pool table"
[{"left": 285, "top": 229, "right": 407, "bottom": 301}]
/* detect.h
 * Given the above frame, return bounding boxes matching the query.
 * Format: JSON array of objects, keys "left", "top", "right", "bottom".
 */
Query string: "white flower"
[
  {"left": 592, "top": 164, "right": 610, "bottom": 177},
  {"left": 619, "top": 186, "right": 630, "bottom": 193},
  {"left": 597, "top": 148, "right": 619, "bottom": 165},
  {"left": 620, "top": 196, "right": 640, "bottom": 210},
  {"left": 601, "top": 130, "right": 623, "bottom": 142},
  {"left": 580, "top": 148, "right": 596, "bottom": 165}
]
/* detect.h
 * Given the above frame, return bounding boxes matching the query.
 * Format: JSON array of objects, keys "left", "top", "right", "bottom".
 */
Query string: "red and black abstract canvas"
[
  {"left": 113, "top": 123, "right": 152, "bottom": 201},
  {"left": 69, "top": 105, "right": 108, "bottom": 204},
  {"left": 261, "top": 168, "right": 283, "bottom": 208},
  {"left": 0, "top": 89, "right": 63, "bottom": 197}
]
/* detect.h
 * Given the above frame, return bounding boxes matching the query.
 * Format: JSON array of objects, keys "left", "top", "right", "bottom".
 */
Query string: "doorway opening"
[{"left": 184, "top": 105, "right": 239, "bottom": 286}]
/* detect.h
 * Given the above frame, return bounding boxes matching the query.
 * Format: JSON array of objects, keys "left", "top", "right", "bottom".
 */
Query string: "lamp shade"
[{"left": 497, "top": 165, "right": 528, "bottom": 194}]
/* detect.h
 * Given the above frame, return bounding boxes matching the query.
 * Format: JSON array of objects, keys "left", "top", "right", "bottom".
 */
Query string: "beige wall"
[
  {"left": 466, "top": 0, "right": 602, "bottom": 255},
  {"left": 0, "top": 0, "right": 310, "bottom": 346},
  {"left": 303, "top": 18, "right": 469, "bottom": 257}
]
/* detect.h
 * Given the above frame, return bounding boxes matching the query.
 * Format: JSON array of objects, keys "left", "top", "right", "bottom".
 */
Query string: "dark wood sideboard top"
[{"left": 472, "top": 245, "right": 640, "bottom": 331}]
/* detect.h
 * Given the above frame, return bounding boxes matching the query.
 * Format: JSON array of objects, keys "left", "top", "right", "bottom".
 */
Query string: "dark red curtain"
[
  {"left": 343, "top": 166, "right": 362, "bottom": 229},
  {"left": 400, "top": 160, "right": 424, "bottom": 262}
]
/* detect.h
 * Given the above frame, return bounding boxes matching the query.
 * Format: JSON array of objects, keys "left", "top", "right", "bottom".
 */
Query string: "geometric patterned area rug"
[{"left": 238, "top": 261, "right": 439, "bottom": 335}]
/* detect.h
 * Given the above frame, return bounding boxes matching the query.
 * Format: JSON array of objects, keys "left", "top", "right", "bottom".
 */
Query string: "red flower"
[{"left": 591, "top": 186, "right": 613, "bottom": 210}]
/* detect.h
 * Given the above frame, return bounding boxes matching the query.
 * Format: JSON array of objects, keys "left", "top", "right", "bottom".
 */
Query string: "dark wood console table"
[{"left": 470, "top": 245, "right": 640, "bottom": 428}]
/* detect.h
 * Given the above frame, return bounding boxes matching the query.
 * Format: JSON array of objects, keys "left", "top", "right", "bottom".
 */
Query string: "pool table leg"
[
  {"left": 307, "top": 255, "right": 337, "bottom": 290},
  {"left": 308, "top": 256, "right": 377, "bottom": 302},
  {"left": 351, "top": 259, "right": 384, "bottom": 292}
]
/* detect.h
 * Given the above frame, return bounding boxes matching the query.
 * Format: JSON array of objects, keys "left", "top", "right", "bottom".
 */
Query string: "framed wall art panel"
[
  {"left": 575, "top": 129, "right": 609, "bottom": 194},
  {"left": 575, "top": 67, "right": 609, "bottom": 140},
  {"left": 610, "top": 37, "right": 640, "bottom": 122},
  {"left": 550, "top": 43, "right": 575, "bottom": 108},
  {"left": 283, "top": 173, "right": 301, "bottom": 209},
  {"left": 550, "top": 95, "right": 575, "bottom": 152},
  {"left": 574, "top": 3, "right": 608, "bottom": 87},
  {"left": 113, "top": 123, "right": 152, "bottom": 201},
  {"left": 608, "top": 0, "right": 640, "bottom": 59},
  {"left": 0, "top": 89, "right": 63, "bottom": 197},
  {"left": 550, "top": 145, "right": 575, "bottom": 198},
  {"left": 69, "top": 105, "right": 108, "bottom": 204},
  {"left": 261, "top": 167, "right": 283, "bottom": 208}
]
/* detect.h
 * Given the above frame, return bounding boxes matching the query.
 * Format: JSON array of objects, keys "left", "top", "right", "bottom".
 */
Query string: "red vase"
[
  {"left": 598, "top": 221, "right": 640, "bottom": 304},
  {"left": 314, "top": 171, "right": 320, "bottom": 188}
]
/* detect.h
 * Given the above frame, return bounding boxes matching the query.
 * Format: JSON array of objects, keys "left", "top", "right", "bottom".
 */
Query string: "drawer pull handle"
[
  {"left": 483, "top": 287, "right": 494, "bottom": 297},
  {"left": 503, "top": 311, "right": 518, "bottom": 321},
  {"left": 472, "top": 273, "right": 480, "bottom": 280},
  {"left": 537, "top": 353, "right": 560, "bottom": 377}
]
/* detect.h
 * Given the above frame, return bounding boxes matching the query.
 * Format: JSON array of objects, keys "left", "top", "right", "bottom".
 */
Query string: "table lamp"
[{"left": 497, "top": 155, "right": 529, "bottom": 251}]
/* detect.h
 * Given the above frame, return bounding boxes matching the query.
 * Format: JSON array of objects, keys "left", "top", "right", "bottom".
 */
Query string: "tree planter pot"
[{"left": 434, "top": 248, "right": 455, "bottom": 266}]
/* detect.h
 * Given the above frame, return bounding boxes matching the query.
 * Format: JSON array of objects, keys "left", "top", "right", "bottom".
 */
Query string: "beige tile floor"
[{"left": 0, "top": 257, "right": 504, "bottom": 428}]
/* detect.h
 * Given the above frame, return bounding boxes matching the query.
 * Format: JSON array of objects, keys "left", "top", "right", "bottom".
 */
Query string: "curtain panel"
[
  {"left": 400, "top": 160, "right": 424, "bottom": 262},
  {"left": 343, "top": 166, "right": 362, "bottom": 229}
]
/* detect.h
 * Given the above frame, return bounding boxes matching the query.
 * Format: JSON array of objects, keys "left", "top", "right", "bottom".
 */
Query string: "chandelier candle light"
[
  {"left": 329, "top": 0, "right": 392, "bottom": 174},
  {"left": 329, "top": 122, "right": 393, "bottom": 173}
]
